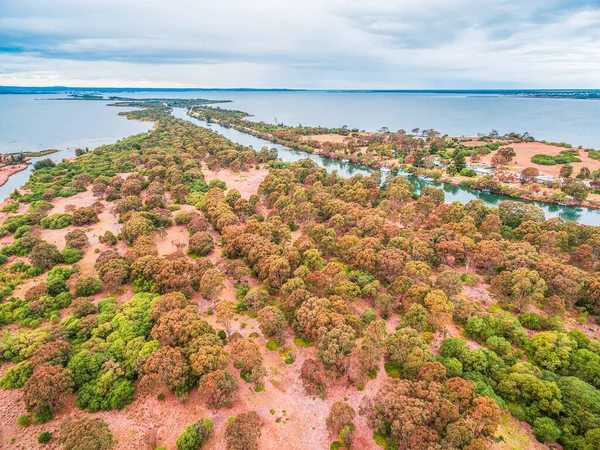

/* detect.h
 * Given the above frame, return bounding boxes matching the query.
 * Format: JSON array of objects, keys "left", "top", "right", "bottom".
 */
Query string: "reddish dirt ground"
[
  {"left": 480, "top": 142, "right": 600, "bottom": 177},
  {"left": 202, "top": 167, "right": 269, "bottom": 199}
]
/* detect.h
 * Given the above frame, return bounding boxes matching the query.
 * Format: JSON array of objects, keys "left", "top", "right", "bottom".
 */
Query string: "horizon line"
[{"left": 1, "top": 86, "right": 599, "bottom": 93}]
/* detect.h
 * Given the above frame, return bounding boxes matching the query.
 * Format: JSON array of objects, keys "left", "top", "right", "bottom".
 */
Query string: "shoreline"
[
  {"left": 189, "top": 110, "right": 600, "bottom": 212},
  {"left": 0, "top": 164, "right": 28, "bottom": 188}
]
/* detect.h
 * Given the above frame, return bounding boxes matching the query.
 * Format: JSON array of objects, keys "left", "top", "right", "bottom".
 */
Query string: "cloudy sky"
[{"left": 1, "top": 0, "right": 599, "bottom": 89}]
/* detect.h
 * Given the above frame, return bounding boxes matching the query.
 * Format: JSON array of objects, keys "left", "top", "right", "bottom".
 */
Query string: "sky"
[{"left": 1, "top": 0, "right": 599, "bottom": 89}]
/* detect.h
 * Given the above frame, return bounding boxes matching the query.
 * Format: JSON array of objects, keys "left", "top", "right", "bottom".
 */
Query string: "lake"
[
  {"left": 122, "top": 90, "right": 600, "bottom": 149},
  {"left": 0, "top": 94, "right": 152, "bottom": 199}
]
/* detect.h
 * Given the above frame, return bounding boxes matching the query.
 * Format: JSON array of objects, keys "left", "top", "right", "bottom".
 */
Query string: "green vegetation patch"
[{"left": 531, "top": 150, "right": 581, "bottom": 165}]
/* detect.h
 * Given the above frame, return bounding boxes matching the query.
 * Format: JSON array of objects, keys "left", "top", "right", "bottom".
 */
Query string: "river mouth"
[{"left": 171, "top": 107, "right": 600, "bottom": 226}]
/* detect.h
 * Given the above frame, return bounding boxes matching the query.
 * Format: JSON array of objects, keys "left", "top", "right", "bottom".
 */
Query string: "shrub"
[
  {"left": 60, "top": 417, "right": 115, "bottom": 450},
  {"left": 99, "top": 231, "right": 117, "bottom": 246},
  {"left": 62, "top": 246, "right": 84, "bottom": 264},
  {"left": 176, "top": 418, "right": 214, "bottom": 450},
  {"left": 30, "top": 242, "right": 62, "bottom": 269},
  {"left": 518, "top": 311, "right": 542, "bottom": 330},
  {"left": 17, "top": 415, "right": 31, "bottom": 427},
  {"left": 363, "top": 308, "right": 376, "bottom": 323},
  {"left": 23, "top": 365, "right": 73, "bottom": 422},
  {"left": 38, "top": 431, "right": 52, "bottom": 444},
  {"left": 0, "top": 361, "right": 33, "bottom": 389},
  {"left": 460, "top": 168, "right": 477, "bottom": 177},
  {"left": 225, "top": 411, "right": 262, "bottom": 450},
  {"left": 67, "top": 274, "right": 102, "bottom": 297},
  {"left": 41, "top": 213, "right": 72, "bottom": 229},
  {"left": 531, "top": 154, "right": 557, "bottom": 165},
  {"left": 65, "top": 229, "right": 89, "bottom": 249},
  {"left": 72, "top": 207, "right": 99, "bottom": 226}
]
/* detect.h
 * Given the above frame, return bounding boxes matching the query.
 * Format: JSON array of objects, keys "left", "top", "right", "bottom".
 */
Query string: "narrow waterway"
[{"left": 172, "top": 108, "right": 600, "bottom": 225}]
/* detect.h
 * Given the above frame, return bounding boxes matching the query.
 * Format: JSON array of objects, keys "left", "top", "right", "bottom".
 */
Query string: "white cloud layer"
[{"left": 0, "top": 0, "right": 599, "bottom": 88}]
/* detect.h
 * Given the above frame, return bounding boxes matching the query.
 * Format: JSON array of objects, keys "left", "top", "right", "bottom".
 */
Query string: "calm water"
[
  {"left": 172, "top": 108, "right": 600, "bottom": 225},
  {"left": 2, "top": 92, "right": 600, "bottom": 224},
  {"left": 0, "top": 94, "right": 151, "bottom": 199},
  {"left": 124, "top": 90, "right": 600, "bottom": 149}
]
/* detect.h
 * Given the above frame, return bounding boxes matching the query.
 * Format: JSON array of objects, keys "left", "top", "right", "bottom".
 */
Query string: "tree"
[
  {"left": 230, "top": 339, "right": 265, "bottom": 383},
  {"left": 563, "top": 179, "right": 590, "bottom": 201},
  {"left": 317, "top": 323, "right": 356, "bottom": 368},
  {"left": 200, "top": 269, "right": 225, "bottom": 302},
  {"left": 225, "top": 411, "right": 263, "bottom": 450},
  {"left": 141, "top": 347, "right": 192, "bottom": 396},
  {"left": 532, "top": 417, "right": 561, "bottom": 443},
  {"left": 498, "top": 146, "right": 516, "bottom": 162},
  {"left": 149, "top": 292, "right": 191, "bottom": 321},
  {"left": 257, "top": 306, "right": 287, "bottom": 343},
  {"left": 424, "top": 289, "right": 454, "bottom": 332},
  {"left": 200, "top": 369, "right": 239, "bottom": 409},
  {"left": 23, "top": 365, "right": 73, "bottom": 421},
  {"left": 377, "top": 248, "right": 408, "bottom": 283},
  {"left": 521, "top": 167, "right": 540, "bottom": 184},
  {"left": 434, "top": 270, "right": 463, "bottom": 297},
  {"left": 498, "top": 201, "right": 545, "bottom": 228},
  {"left": 216, "top": 300, "right": 235, "bottom": 336},
  {"left": 60, "top": 417, "right": 115, "bottom": 450},
  {"left": 491, "top": 154, "right": 507, "bottom": 168},
  {"left": 386, "top": 327, "right": 434, "bottom": 378},
  {"left": 360, "top": 378, "right": 500, "bottom": 449},
  {"left": 188, "top": 232, "right": 215, "bottom": 256},
  {"left": 578, "top": 166, "right": 591, "bottom": 179},
  {"left": 176, "top": 418, "right": 214, "bottom": 450},
  {"left": 453, "top": 151, "right": 466, "bottom": 172},
  {"left": 560, "top": 164, "right": 574, "bottom": 179},
  {"left": 121, "top": 214, "right": 154, "bottom": 244},
  {"left": 400, "top": 304, "right": 428, "bottom": 331},
  {"left": 326, "top": 401, "right": 356, "bottom": 437},
  {"left": 492, "top": 267, "right": 547, "bottom": 311},
  {"left": 526, "top": 331, "right": 576, "bottom": 372},
  {"left": 300, "top": 358, "right": 327, "bottom": 398},
  {"left": 189, "top": 336, "right": 226, "bottom": 378}
]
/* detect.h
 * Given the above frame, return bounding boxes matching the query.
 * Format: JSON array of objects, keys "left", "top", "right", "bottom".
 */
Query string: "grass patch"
[
  {"left": 294, "top": 336, "right": 312, "bottom": 347},
  {"left": 266, "top": 341, "right": 280, "bottom": 351},
  {"left": 384, "top": 362, "right": 401, "bottom": 379},
  {"left": 373, "top": 432, "right": 387, "bottom": 447}
]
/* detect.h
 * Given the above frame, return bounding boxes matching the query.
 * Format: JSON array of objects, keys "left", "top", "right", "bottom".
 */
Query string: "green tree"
[
  {"left": 176, "top": 418, "right": 213, "bottom": 450},
  {"left": 386, "top": 327, "right": 434, "bottom": 378}
]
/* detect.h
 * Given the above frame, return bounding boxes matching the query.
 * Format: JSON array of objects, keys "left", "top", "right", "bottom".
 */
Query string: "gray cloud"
[{"left": 0, "top": 0, "right": 598, "bottom": 88}]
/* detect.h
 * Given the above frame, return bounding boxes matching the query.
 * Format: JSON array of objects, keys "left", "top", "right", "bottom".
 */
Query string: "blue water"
[
  {"left": 172, "top": 108, "right": 600, "bottom": 225},
  {"left": 120, "top": 90, "right": 600, "bottom": 149},
  {"left": 0, "top": 94, "right": 151, "bottom": 200},
  {"left": 2, "top": 91, "right": 600, "bottom": 224}
]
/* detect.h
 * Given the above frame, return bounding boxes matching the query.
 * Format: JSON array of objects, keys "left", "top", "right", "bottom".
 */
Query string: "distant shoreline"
[{"left": 1, "top": 86, "right": 599, "bottom": 100}]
